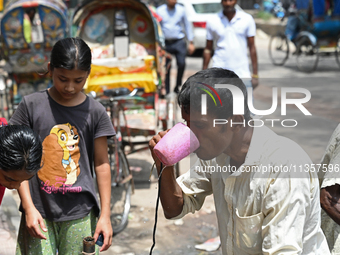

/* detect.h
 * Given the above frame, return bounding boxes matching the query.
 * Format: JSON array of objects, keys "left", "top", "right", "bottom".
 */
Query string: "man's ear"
[{"left": 230, "top": 115, "right": 245, "bottom": 132}]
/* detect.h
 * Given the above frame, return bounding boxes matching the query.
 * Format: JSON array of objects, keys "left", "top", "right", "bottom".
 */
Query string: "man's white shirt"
[
  {"left": 173, "top": 125, "right": 330, "bottom": 254},
  {"left": 206, "top": 10, "right": 256, "bottom": 78}
]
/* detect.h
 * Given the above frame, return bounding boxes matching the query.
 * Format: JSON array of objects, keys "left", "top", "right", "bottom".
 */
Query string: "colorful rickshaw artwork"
[
  {"left": 0, "top": 0, "right": 68, "bottom": 108},
  {"left": 71, "top": 0, "right": 175, "bottom": 147}
]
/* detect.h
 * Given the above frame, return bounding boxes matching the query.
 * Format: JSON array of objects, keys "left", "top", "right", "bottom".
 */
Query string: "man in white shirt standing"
[
  {"left": 203, "top": 0, "right": 259, "bottom": 90},
  {"left": 157, "top": 0, "right": 195, "bottom": 94},
  {"left": 149, "top": 68, "right": 330, "bottom": 254}
]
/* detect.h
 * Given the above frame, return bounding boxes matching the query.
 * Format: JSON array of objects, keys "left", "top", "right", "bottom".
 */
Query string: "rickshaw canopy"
[{"left": 72, "top": 0, "right": 164, "bottom": 50}]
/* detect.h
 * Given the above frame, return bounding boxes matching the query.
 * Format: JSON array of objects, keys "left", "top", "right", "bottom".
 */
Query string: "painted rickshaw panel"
[
  {"left": 0, "top": 0, "right": 67, "bottom": 104},
  {"left": 72, "top": 0, "right": 164, "bottom": 95}
]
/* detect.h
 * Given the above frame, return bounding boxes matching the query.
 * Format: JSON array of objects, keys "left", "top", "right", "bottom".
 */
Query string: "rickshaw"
[
  {"left": 71, "top": 0, "right": 176, "bottom": 141},
  {"left": 268, "top": 0, "right": 340, "bottom": 72},
  {"left": 0, "top": 0, "right": 68, "bottom": 110},
  {"left": 71, "top": 0, "right": 179, "bottom": 235}
]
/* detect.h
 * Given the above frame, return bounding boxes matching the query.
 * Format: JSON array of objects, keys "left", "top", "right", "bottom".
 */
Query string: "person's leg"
[
  {"left": 58, "top": 210, "right": 99, "bottom": 255},
  {"left": 285, "top": 15, "right": 299, "bottom": 41},
  {"left": 165, "top": 55, "right": 172, "bottom": 94},
  {"left": 243, "top": 79, "right": 253, "bottom": 100},
  {"left": 243, "top": 78, "right": 256, "bottom": 117},
  {"left": 174, "top": 39, "right": 187, "bottom": 93},
  {"left": 16, "top": 214, "right": 57, "bottom": 255},
  {"left": 165, "top": 43, "right": 176, "bottom": 94}
]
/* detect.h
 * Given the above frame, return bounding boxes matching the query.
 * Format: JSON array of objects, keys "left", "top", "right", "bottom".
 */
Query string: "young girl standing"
[{"left": 10, "top": 37, "right": 115, "bottom": 254}]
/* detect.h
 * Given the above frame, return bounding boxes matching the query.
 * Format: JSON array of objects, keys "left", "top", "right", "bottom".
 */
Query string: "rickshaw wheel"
[
  {"left": 296, "top": 36, "right": 319, "bottom": 73},
  {"left": 268, "top": 32, "right": 289, "bottom": 66},
  {"left": 108, "top": 142, "right": 132, "bottom": 236}
]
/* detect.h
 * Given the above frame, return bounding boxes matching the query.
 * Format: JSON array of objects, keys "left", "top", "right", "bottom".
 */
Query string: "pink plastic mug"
[{"left": 154, "top": 123, "right": 200, "bottom": 166}]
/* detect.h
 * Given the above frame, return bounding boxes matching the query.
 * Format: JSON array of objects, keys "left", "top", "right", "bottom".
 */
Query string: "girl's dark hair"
[
  {"left": 49, "top": 37, "right": 92, "bottom": 72},
  {"left": 0, "top": 125, "right": 43, "bottom": 174},
  {"left": 178, "top": 68, "right": 251, "bottom": 121}
]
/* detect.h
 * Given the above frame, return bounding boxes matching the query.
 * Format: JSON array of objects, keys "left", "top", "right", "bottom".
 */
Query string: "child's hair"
[
  {"left": 0, "top": 125, "right": 43, "bottom": 174},
  {"left": 49, "top": 37, "right": 92, "bottom": 72}
]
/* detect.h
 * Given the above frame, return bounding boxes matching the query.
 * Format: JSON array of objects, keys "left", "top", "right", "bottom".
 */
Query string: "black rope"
[{"left": 149, "top": 162, "right": 163, "bottom": 255}]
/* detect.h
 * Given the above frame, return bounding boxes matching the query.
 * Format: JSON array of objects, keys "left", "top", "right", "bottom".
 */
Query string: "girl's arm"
[
  {"left": 18, "top": 181, "right": 47, "bottom": 239},
  {"left": 93, "top": 136, "right": 113, "bottom": 252}
]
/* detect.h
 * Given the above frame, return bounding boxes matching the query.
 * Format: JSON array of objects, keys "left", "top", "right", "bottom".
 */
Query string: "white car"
[{"left": 177, "top": 0, "right": 242, "bottom": 50}]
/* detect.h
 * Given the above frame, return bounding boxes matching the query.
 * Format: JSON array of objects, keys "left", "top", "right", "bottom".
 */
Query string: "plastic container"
[{"left": 154, "top": 123, "right": 200, "bottom": 166}]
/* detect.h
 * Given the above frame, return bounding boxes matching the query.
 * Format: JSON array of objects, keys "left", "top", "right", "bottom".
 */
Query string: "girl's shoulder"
[
  {"left": 21, "top": 90, "right": 49, "bottom": 107},
  {"left": 87, "top": 96, "right": 107, "bottom": 114},
  {"left": 24, "top": 90, "right": 48, "bottom": 100}
]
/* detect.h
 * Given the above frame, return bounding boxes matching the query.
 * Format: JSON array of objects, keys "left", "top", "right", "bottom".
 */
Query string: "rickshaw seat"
[
  {"left": 85, "top": 55, "right": 158, "bottom": 94},
  {"left": 313, "top": 19, "right": 340, "bottom": 38}
]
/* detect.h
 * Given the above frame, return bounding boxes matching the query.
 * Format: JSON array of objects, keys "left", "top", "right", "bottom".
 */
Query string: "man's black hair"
[{"left": 177, "top": 68, "right": 251, "bottom": 121}]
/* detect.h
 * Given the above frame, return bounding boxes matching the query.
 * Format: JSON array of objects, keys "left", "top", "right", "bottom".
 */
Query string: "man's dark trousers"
[{"left": 165, "top": 38, "right": 187, "bottom": 94}]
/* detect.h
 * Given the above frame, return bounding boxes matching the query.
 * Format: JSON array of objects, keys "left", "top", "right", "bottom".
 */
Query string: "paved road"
[{"left": 1, "top": 29, "right": 340, "bottom": 255}]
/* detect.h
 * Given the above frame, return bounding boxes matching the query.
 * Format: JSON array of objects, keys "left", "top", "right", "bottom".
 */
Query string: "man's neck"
[
  {"left": 226, "top": 125, "right": 253, "bottom": 169},
  {"left": 223, "top": 10, "right": 236, "bottom": 21},
  {"left": 167, "top": 4, "right": 175, "bottom": 10}
]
